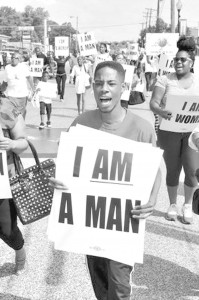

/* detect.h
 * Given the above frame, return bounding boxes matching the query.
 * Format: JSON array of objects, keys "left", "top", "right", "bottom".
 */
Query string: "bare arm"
[
  {"left": 131, "top": 168, "right": 162, "bottom": 219},
  {"left": 0, "top": 81, "right": 8, "bottom": 92},
  {"left": 0, "top": 114, "right": 28, "bottom": 155},
  {"left": 192, "top": 132, "right": 199, "bottom": 150},
  {"left": 150, "top": 86, "right": 172, "bottom": 120},
  {"left": 26, "top": 76, "right": 34, "bottom": 91},
  {"left": 131, "top": 74, "right": 138, "bottom": 89}
]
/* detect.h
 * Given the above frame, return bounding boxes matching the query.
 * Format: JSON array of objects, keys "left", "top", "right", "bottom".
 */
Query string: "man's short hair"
[{"left": 94, "top": 61, "right": 125, "bottom": 82}]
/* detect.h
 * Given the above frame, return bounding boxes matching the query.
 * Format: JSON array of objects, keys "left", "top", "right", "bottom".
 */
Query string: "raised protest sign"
[
  {"left": 0, "top": 150, "right": 12, "bottom": 199},
  {"left": 194, "top": 56, "right": 199, "bottom": 80},
  {"left": 127, "top": 43, "right": 139, "bottom": 61},
  {"left": 122, "top": 65, "right": 135, "bottom": 100},
  {"left": 77, "top": 32, "right": 97, "bottom": 56},
  {"left": 36, "top": 81, "right": 57, "bottom": 98},
  {"left": 55, "top": 37, "right": 69, "bottom": 57},
  {"left": 160, "top": 95, "right": 199, "bottom": 132},
  {"left": 157, "top": 53, "right": 174, "bottom": 77},
  {"left": 47, "top": 126, "right": 163, "bottom": 265},
  {"left": 30, "top": 58, "right": 43, "bottom": 77},
  {"left": 145, "top": 33, "right": 179, "bottom": 56}
]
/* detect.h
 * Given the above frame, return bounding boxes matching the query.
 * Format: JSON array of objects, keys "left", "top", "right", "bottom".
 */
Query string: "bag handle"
[{"left": 13, "top": 140, "right": 42, "bottom": 175}]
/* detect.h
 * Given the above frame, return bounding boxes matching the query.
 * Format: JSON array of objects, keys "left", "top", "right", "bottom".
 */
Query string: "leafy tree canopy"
[{"left": 0, "top": 5, "right": 76, "bottom": 45}]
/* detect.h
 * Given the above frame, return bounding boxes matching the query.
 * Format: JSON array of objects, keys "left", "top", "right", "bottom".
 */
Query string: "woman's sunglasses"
[{"left": 174, "top": 57, "right": 192, "bottom": 63}]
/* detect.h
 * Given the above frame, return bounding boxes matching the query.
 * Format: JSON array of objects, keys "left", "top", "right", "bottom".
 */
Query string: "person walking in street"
[
  {"left": 150, "top": 36, "right": 199, "bottom": 224},
  {"left": 69, "top": 50, "right": 78, "bottom": 84},
  {"left": 0, "top": 52, "right": 34, "bottom": 119},
  {"left": 55, "top": 56, "right": 69, "bottom": 101},
  {"left": 34, "top": 47, "right": 48, "bottom": 70},
  {"left": 92, "top": 43, "right": 113, "bottom": 80},
  {"left": 0, "top": 99, "right": 28, "bottom": 275},
  {"left": 2, "top": 52, "right": 7, "bottom": 69},
  {"left": 70, "top": 56, "right": 92, "bottom": 115},
  {"left": 144, "top": 55, "right": 154, "bottom": 97},
  {"left": 47, "top": 56, "right": 57, "bottom": 79},
  {"left": 49, "top": 61, "right": 161, "bottom": 300},
  {"left": 35, "top": 71, "right": 56, "bottom": 129}
]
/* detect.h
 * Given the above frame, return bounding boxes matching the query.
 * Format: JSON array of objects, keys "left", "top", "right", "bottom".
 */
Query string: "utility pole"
[
  {"left": 171, "top": 0, "right": 175, "bottom": 32},
  {"left": 145, "top": 8, "right": 157, "bottom": 30},
  {"left": 44, "top": 18, "right": 48, "bottom": 54},
  {"left": 157, "top": 0, "right": 160, "bottom": 19},
  {"left": 143, "top": 10, "right": 149, "bottom": 30}
]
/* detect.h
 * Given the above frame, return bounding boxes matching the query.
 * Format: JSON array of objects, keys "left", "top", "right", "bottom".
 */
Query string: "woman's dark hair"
[{"left": 177, "top": 35, "right": 196, "bottom": 61}]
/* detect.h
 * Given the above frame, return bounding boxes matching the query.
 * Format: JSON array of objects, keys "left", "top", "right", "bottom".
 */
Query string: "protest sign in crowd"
[{"left": 0, "top": 26, "right": 199, "bottom": 300}]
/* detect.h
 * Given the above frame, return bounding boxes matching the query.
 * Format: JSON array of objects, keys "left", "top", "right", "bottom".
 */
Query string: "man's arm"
[
  {"left": 0, "top": 81, "right": 8, "bottom": 92},
  {"left": 131, "top": 168, "right": 162, "bottom": 219},
  {"left": 27, "top": 76, "right": 34, "bottom": 91}
]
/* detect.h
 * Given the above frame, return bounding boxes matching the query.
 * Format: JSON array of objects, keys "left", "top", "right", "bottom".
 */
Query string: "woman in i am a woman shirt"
[{"left": 150, "top": 36, "right": 199, "bottom": 224}]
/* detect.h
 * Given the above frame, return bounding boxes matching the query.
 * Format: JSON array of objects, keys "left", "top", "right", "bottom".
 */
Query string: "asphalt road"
[{"left": 0, "top": 80, "right": 199, "bottom": 300}]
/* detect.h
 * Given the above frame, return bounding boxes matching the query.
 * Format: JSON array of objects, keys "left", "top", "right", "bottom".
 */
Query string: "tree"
[
  {"left": 156, "top": 18, "right": 170, "bottom": 33},
  {"left": 0, "top": 6, "right": 22, "bottom": 38},
  {"left": 0, "top": 5, "right": 78, "bottom": 50}
]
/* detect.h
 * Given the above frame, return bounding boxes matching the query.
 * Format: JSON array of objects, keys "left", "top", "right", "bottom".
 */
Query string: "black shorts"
[{"left": 40, "top": 102, "right": 52, "bottom": 115}]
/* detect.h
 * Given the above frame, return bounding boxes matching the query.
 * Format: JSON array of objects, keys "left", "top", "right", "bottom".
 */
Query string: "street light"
[
  {"left": 176, "top": 0, "right": 183, "bottom": 33},
  {"left": 69, "top": 16, "right": 78, "bottom": 35},
  {"left": 69, "top": 16, "right": 78, "bottom": 51}
]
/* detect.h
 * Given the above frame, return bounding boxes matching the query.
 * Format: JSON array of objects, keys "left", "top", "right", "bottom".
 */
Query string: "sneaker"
[
  {"left": 182, "top": 204, "right": 193, "bottom": 224},
  {"left": 166, "top": 204, "right": 178, "bottom": 221},
  {"left": 39, "top": 122, "right": 45, "bottom": 129},
  {"left": 46, "top": 121, "right": 51, "bottom": 128}
]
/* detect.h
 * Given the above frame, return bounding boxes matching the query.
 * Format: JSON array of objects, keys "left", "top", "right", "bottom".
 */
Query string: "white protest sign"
[
  {"left": 122, "top": 65, "right": 135, "bottom": 100},
  {"left": 55, "top": 37, "right": 69, "bottom": 57},
  {"left": 0, "top": 150, "right": 12, "bottom": 199},
  {"left": 30, "top": 58, "right": 43, "bottom": 77},
  {"left": 145, "top": 33, "right": 179, "bottom": 56},
  {"left": 127, "top": 43, "right": 139, "bottom": 60},
  {"left": 160, "top": 95, "right": 199, "bottom": 132},
  {"left": 194, "top": 56, "right": 199, "bottom": 80},
  {"left": 48, "top": 128, "right": 163, "bottom": 265},
  {"left": 157, "top": 53, "right": 173, "bottom": 77},
  {"left": 36, "top": 81, "right": 57, "bottom": 99},
  {"left": 77, "top": 32, "right": 97, "bottom": 56}
]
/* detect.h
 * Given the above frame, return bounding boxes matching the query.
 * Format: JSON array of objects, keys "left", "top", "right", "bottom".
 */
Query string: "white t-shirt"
[
  {"left": 37, "top": 81, "right": 57, "bottom": 104},
  {"left": 92, "top": 52, "right": 112, "bottom": 78},
  {"left": 4, "top": 63, "right": 31, "bottom": 97}
]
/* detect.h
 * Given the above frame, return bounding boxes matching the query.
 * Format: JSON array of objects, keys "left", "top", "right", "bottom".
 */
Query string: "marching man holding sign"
[
  {"left": 50, "top": 61, "right": 161, "bottom": 300},
  {"left": 150, "top": 36, "right": 199, "bottom": 224}
]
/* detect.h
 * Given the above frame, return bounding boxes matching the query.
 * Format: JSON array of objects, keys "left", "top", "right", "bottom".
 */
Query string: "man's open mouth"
[{"left": 100, "top": 97, "right": 112, "bottom": 102}]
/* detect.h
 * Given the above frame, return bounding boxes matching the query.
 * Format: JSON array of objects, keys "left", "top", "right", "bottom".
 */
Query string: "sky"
[{"left": 0, "top": 0, "right": 199, "bottom": 42}]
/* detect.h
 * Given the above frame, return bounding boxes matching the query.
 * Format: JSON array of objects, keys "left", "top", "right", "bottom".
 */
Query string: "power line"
[{"left": 0, "top": 22, "right": 144, "bottom": 30}]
